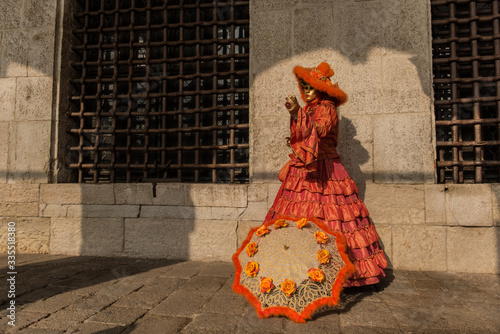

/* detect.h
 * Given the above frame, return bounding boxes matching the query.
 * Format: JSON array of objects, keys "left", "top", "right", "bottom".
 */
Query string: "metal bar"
[
  {"left": 69, "top": 0, "right": 250, "bottom": 183},
  {"left": 70, "top": 162, "right": 250, "bottom": 169}
]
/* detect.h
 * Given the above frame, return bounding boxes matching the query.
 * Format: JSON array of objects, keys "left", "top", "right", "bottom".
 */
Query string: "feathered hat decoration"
[{"left": 293, "top": 62, "right": 347, "bottom": 106}]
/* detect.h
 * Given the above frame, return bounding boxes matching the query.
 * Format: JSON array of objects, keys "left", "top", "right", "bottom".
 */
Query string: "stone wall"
[
  {"left": 0, "top": 0, "right": 57, "bottom": 183},
  {"left": 0, "top": 0, "right": 498, "bottom": 274},
  {"left": 0, "top": 183, "right": 498, "bottom": 273}
]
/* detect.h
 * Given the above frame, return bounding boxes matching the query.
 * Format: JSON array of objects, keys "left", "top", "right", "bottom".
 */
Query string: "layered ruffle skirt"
[{"left": 265, "top": 158, "right": 388, "bottom": 287}]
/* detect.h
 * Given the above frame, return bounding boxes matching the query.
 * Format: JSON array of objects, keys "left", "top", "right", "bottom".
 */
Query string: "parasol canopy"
[{"left": 232, "top": 216, "right": 355, "bottom": 323}]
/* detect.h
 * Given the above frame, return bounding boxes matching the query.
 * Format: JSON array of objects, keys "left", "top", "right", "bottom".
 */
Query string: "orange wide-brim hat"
[{"left": 293, "top": 62, "right": 348, "bottom": 106}]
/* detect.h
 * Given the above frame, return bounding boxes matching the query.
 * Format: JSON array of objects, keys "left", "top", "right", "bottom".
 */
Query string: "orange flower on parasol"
[
  {"left": 255, "top": 225, "right": 270, "bottom": 236},
  {"left": 259, "top": 277, "right": 274, "bottom": 293},
  {"left": 314, "top": 231, "right": 329, "bottom": 244},
  {"left": 308, "top": 268, "right": 325, "bottom": 283},
  {"left": 245, "top": 242, "right": 258, "bottom": 257},
  {"left": 244, "top": 261, "right": 259, "bottom": 277},
  {"left": 296, "top": 218, "right": 308, "bottom": 229},
  {"left": 316, "top": 249, "right": 331, "bottom": 264},
  {"left": 232, "top": 216, "right": 355, "bottom": 323},
  {"left": 280, "top": 279, "right": 296, "bottom": 297},
  {"left": 274, "top": 219, "right": 288, "bottom": 228}
]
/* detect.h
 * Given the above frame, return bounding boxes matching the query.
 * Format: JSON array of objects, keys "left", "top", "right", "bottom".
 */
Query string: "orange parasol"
[{"left": 232, "top": 216, "right": 355, "bottom": 323}]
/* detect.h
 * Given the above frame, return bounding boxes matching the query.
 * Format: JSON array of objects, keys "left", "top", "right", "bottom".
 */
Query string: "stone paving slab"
[{"left": 0, "top": 254, "right": 499, "bottom": 333}]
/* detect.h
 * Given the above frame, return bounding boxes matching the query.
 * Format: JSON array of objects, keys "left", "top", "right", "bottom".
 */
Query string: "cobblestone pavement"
[{"left": 0, "top": 254, "right": 499, "bottom": 333}]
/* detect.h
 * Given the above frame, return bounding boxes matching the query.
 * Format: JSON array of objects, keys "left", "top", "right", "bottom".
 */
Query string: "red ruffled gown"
[{"left": 265, "top": 96, "right": 388, "bottom": 287}]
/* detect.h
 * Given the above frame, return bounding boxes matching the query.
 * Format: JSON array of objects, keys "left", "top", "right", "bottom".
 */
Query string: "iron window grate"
[
  {"left": 68, "top": 0, "right": 250, "bottom": 183},
  {"left": 431, "top": 0, "right": 500, "bottom": 183}
]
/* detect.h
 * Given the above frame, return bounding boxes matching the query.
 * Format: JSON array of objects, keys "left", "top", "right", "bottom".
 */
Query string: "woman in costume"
[{"left": 265, "top": 62, "right": 387, "bottom": 287}]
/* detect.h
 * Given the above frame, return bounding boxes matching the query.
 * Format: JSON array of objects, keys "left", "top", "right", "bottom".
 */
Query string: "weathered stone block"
[
  {"left": 336, "top": 2, "right": 386, "bottom": 60},
  {"left": 294, "top": 6, "right": 334, "bottom": 54},
  {"left": 392, "top": 225, "right": 447, "bottom": 271},
  {"left": 248, "top": 183, "right": 268, "bottom": 203},
  {"left": 0, "top": 0, "right": 22, "bottom": 29},
  {"left": 197, "top": 207, "right": 244, "bottom": 220},
  {"left": 373, "top": 114, "right": 433, "bottom": 183},
  {"left": 446, "top": 184, "right": 493, "bottom": 227},
  {"left": 187, "top": 184, "right": 247, "bottom": 207},
  {"left": 80, "top": 184, "right": 115, "bottom": 204},
  {"left": 447, "top": 227, "right": 499, "bottom": 274},
  {"left": 140, "top": 205, "right": 195, "bottom": 219},
  {"left": 39, "top": 204, "right": 67, "bottom": 217},
  {"left": 28, "top": 28, "right": 56, "bottom": 76},
  {"left": 493, "top": 184, "right": 500, "bottom": 226},
  {"left": 153, "top": 183, "right": 186, "bottom": 206},
  {"left": 336, "top": 58, "right": 383, "bottom": 116},
  {"left": 124, "top": 218, "right": 237, "bottom": 261},
  {"left": 252, "top": 10, "right": 292, "bottom": 72},
  {"left": 7, "top": 121, "right": 50, "bottom": 183},
  {"left": 238, "top": 201, "right": 268, "bottom": 221},
  {"left": 381, "top": 55, "right": 432, "bottom": 114},
  {"left": 1, "top": 30, "right": 28, "bottom": 77},
  {"left": 251, "top": 60, "right": 304, "bottom": 120},
  {"left": 0, "top": 218, "right": 50, "bottom": 253},
  {"left": 23, "top": 0, "right": 57, "bottom": 28},
  {"left": 140, "top": 205, "right": 244, "bottom": 220},
  {"left": 252, "top": 0, "right": 299, "bottom": 11},
  {"left": 0, "top": 122, "right": 8, "bottom": 181},
  {"left": 424, "top": 184, "right": 447, "bottom": 224},
  {"left": 15, "top": 77, "right": 53, "bottom": 121},
  {"left": 115, "top": 183, "right": 153, "bottom": 205},
  {"left": 67, "top": 205, "right": 139, "bottom": 218},
  {"left": 50, "top": 218, "right": 124, "bottom": 256},
  {"left": 0, "top": 78, "right": 16, "bottom": 121},
  {"left": 251, "top": 116, "right": 289, "bottom": 182},
  {"left": 383, "top": 0, "right": 431, "bottom": 58},
  {"left": 40, "top": 184, "right": 115, "bottom": 205},
  {"left": 337, "top": 115, "right": 373, "bottom": 190},
  {"left": 364, "top": 184, "right": 425, "bottom": 224},
  {"left": 0, "top": 184, "right": 39, "bottom": 203},
  {"left": 0, "top": 203, "right": 39, "bottom": 217},
  {"left": 40, "top": 184, "right": 82, "bottom": 204}
]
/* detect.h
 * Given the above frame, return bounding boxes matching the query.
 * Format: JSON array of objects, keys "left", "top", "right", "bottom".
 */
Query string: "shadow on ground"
[{"left": 0, "top": 254, "right": 179, "bottom": 309}]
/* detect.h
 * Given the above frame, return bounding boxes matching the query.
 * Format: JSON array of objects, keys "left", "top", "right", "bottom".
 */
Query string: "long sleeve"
[{"left": 289, "top": 100, "right": 339, "bottom": 172}]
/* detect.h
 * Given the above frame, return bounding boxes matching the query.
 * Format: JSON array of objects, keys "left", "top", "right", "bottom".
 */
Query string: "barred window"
[
  {"left": 67, "top": 0, "right": 249, "bottom": 183},
  {"left": 431, "top": 0, "right": 500, "bottom": 183}
]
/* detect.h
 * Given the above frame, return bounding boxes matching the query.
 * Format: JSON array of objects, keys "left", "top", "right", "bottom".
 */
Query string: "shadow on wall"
[
  {"left": 337, "top": 117, "right": 370, "bottom": 200},
  {"left": 77, "top": 184, "right": 196, "bottom": 260}
]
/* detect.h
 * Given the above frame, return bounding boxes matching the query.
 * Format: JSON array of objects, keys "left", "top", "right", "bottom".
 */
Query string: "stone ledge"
[
  {"left": 446, "top": 184, "right": 493, "bottom": 227},
  {"left": 50, "top": 218, "right": 124, "bottom": 256},
  {"left": 0, "top": 202, "right": 39, "bottom": 217},
  {"left": 364, "top": 183, "right": 425, "bottom": 224},
  {"left": 493, "top": 184, "right": 500, "bottom": 226},
  {"left": 39, "top": 204, "right": 67, "bottom": 217},
  {"left": 447, "top": 226, "right": 499, "bottom": 274},
  {"left": 153, "top": 184, "right": 187, "bottom": 206},
  {"left": 391, "top": 225, "right": 447, "bottom": 271},
  {"left": 0, "top": 217, "right": 50, "bottom": 253},
  {"left": 0, "top": 184, "right": 39, "bottom": 203},
  {"left": 124, "top": 218, "right": 237, "bottom": 261},
  {"left": 115, "top": 183, "right": 153, "bottom": 205},
  {"left": 140, "top": 206, "right": 244, "bottom": 220},
  {"left": 40, "top": 184, "right": 115, "bottom": 205},
  {"left": 424, "top": 184, "right": 447, "bottom": 224},
  {"left": 186, "top": 184, "right": 248, "bottom": 208},
  {"left": 67, "top": 205, "right": 139, "bottom": 218}
]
